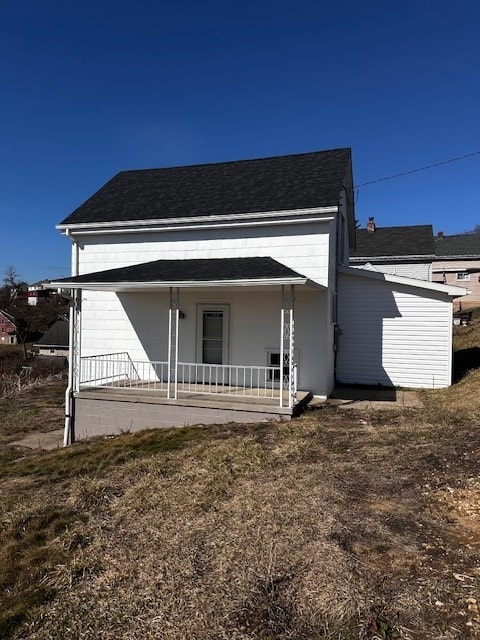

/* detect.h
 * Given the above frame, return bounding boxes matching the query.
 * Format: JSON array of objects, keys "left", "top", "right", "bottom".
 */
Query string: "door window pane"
[{"left": 203, "top": 311, "right": 223, "bottom": 364}]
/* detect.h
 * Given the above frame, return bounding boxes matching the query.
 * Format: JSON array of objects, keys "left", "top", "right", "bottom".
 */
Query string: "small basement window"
[
  {"left": 267, "top": 350, "right": 299, "bottom": 381},
  {"left": 267, "top": 351, "right": 290, "bottom": 382},
  {"left": 456, "top": 272, "right": 470, "bottom": 281}
]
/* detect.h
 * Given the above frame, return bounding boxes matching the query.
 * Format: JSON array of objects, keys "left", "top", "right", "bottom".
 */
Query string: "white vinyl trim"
[
  {"left": 48, "top": 277, "right": 325, "bottom": 292},
  {"left": 56, "top": 205, "right": 338, "bottom": 232},
  {"left": 350, "top": 254, "right": 435, "bottom": 262},
  {"left": 339, "top": 265, "right": 467, "bottom": 296},
  {"left": 61, "top": 215, "right": 336, "bottom": 236}
]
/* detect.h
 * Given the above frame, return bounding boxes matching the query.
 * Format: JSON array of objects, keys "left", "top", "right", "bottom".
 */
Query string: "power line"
[{"left": 355, "top": 150, "right": 480, "bottom": 189}]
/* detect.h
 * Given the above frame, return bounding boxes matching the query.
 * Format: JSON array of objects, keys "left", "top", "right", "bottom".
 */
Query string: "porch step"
[{"left": 293, "top": 391, "right": 313, "bottom": 416}]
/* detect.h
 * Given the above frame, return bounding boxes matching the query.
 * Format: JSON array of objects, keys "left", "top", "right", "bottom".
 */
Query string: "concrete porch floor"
[{"left": 76, "top": 386, "right": 313, "bottom": 416}]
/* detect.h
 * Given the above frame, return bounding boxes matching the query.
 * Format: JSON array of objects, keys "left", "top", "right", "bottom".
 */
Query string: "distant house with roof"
[
  {"left": 350, "top": 219, "right": 435, "bottom": 280},
  {"left": 433, "top": 233, "right": 480, "bottom": 309},
  {"left": 34, "top": 318, "right": 69, "bottom": 357},
  {"left": 27, "top": 280, "right": 51, "bottom": 306},
  {"left": 0, "top": 310, "right": 17, "bottom": 344}
]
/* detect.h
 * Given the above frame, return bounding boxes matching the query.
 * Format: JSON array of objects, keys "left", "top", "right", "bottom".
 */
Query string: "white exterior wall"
[
  {"left": 351, "top": 261, "right": 432, "bottom": 281},
  {"left": 76, "top": 222, "right": 331, "bottom": 284},
  {"left": 74, "top": 220, "right": 335, "bottom": 397},
  {"left": 80, "top": 288, "right": 328, "bottom": 396},
  {"left": 337, "top": 273, "right": 452, "bottom": 389}
]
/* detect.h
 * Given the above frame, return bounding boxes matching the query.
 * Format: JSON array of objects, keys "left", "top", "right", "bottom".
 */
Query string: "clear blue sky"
[{"left": 1, "top": 0, "right": 479, "bottom": 283}]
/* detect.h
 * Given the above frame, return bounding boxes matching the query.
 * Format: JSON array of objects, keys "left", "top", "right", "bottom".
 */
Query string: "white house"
[{"left": 50, "top": 148, "right": 465, "bottom": 444}]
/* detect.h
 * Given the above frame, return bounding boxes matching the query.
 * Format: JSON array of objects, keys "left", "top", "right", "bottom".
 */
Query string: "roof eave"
[
  {"left": 340, "top": 265, "right": 468, "bottom": 296},
  {"left": 56, "top": 206, "right": 338, "bottom": 233},
  {"left": 434, "top": 254, "right": 480, "bottom": 260},
  {"left": 48, "top": 277, "right": 324, "bottom": 292},
  {"left": 350, "top": 254, "right": 435, "bottom": 262}
]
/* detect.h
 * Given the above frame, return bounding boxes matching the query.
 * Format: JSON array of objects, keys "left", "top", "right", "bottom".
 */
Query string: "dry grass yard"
[{"left": 1, "top": 321, "right": 480, "bottom": 639}]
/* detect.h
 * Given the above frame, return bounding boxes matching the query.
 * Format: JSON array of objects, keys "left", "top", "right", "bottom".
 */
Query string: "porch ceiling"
[{"left": 49, "top": 256, "right": 325, "bottom": 292}]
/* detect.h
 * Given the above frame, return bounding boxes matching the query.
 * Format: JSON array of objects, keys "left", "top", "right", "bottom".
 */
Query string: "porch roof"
[{"left": 49, "top": 257, "right": 323, "bottom": 292}]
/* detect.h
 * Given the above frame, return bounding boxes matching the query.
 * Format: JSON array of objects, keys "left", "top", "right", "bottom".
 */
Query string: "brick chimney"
[
  {"left": 437, "top": 230, "right": 444, "bottom": 238},
  {"left": 366, "top": 216, "right": 376, "bottom": 233}
]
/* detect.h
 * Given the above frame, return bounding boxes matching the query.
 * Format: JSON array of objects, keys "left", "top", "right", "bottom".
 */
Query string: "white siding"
[
  {"left": 77, "top": 221, "right": 331, "bottom": 285},
  {"left": 337, "top": 273, "right": 452, "bottom": 389},
  {"left": 74, "top": 218, "right": 336, "bottom": 397},
  {"left": 351, "top": 261, "right": 432, "bottom": 281},
  {"left": 80, "top": 288, "right": 329, "bottom": 397}
]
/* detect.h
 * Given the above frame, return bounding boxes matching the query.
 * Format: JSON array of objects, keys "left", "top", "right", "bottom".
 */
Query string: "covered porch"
[{"left": 51, "top": 257, "right": 323, "bottom": 443}]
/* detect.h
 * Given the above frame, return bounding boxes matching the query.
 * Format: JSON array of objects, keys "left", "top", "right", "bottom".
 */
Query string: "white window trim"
[{"left": 456, "top": 272, "right": 470, "bottom": 281}]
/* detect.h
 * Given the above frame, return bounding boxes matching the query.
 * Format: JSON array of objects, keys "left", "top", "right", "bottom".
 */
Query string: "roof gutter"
[
  {"left": 350, "top": 254, "right": 435, "bottom": 262},
  {"left": 60, "top": 215, "right": 336, "bottom": 237},
  {"left": 434, "top": 254, "right": 480, "bottom": 260},
  {"left": 56, "top": 206, "right": 338, "bottom": 232},
  {"left": 48, "top": 276, "right": 324, "bottom": 292}
]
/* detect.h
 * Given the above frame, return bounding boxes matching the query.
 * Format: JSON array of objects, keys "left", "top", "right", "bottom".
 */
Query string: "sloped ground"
[{"left": 0, "top": 322, "right": 479, "bottom": 639}]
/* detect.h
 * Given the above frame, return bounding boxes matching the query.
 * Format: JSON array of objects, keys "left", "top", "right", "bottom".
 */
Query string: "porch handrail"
[
  {"left": 79, "top": 355, "right": 297, "bottom": 407},
  {"left": 80, "top": 354, "right": 168, "bottom": 391},
  {"left": 177, "top": 361, "right": 282, "bottom": 399}
]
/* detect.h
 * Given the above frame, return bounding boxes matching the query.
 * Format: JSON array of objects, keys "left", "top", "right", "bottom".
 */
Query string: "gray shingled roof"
[
  {"left": 52, "top": 257, "right": 306, "bottom": 286},
  {"left": 352, "top": 225, "right": 434, "bottom": 259},
  {"left": 59, "top": 148, "right": 351, "bottom": 225},
  {"left": 35, "top": 319, "right": 69, "bottom": 348},
  {"left": 435, "top": 234, "right": 480, "bottom": 257}
]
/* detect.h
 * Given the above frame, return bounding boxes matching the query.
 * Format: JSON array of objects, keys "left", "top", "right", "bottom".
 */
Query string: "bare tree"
[
  {"left": 0, "top": 266, "right": 23, "bottom": 310},
  {"left": 0, "top": 267, "right": 69, "bottom": 357}
]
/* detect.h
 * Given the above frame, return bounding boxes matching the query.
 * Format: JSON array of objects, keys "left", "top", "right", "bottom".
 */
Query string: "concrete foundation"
[{"left": 73, "top": 392, "right": 293, "bottom": 441}]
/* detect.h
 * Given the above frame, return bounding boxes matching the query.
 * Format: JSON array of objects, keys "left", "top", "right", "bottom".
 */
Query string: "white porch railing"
[
  {"left": 177, "top": 362, "right": 282, "bottom": 398},
  {"left": 80, "top": 353, "right": 168, "bottom": 391},
  {"left": 79, "top": 354, "right": 297, "bottom": 406}
]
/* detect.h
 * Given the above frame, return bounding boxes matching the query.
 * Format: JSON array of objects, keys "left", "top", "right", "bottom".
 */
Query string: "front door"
[{"left": 196, "top": 304, "right": 229, "bottom": 364}]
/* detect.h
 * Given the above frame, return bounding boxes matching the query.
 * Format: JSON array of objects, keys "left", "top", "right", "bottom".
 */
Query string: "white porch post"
[
  {"left": 63, "top": 287, "right": 81, "bottom": 446},
  {"left": 280, "top": 284, "right": 296, "bottom": 409},
  {"left": 167, "top": 287, "right": 179, "bottom": 399}
]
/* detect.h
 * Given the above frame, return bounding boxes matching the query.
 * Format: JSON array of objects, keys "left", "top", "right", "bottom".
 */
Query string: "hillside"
[{"left": 0, "top": 321, "right": 479, "bottom": 639}]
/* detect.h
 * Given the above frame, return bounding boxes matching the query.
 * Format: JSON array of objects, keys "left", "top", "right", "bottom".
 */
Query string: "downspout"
[
  {"left": 331, "top": 203, "right": 341, "bottom": 388},
  {"left": 64, "top": 229, "right": 79, "bottom": 446},
  {"left": 333, "top": 188, "right": 348, "bottom": 386}
]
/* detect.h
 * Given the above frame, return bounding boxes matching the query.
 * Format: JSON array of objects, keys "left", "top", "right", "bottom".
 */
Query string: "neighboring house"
[
  {"left": 350, "top": 219, "right": 435, "bottom": 280},
  {"left": 0, "top": 310, "right": 17, "bottom": 344},
  {"left": 433, "top": 233, "right": 480, "bottom": 309},
  {"left": 49, "top": 148, "right": 465, "bottom": 444},
  {"left": 28, "top": 281, "right": 51, "bottom": 306},
  {"left": 34, "top": 318, "right": 69, "bottom": 357}
]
